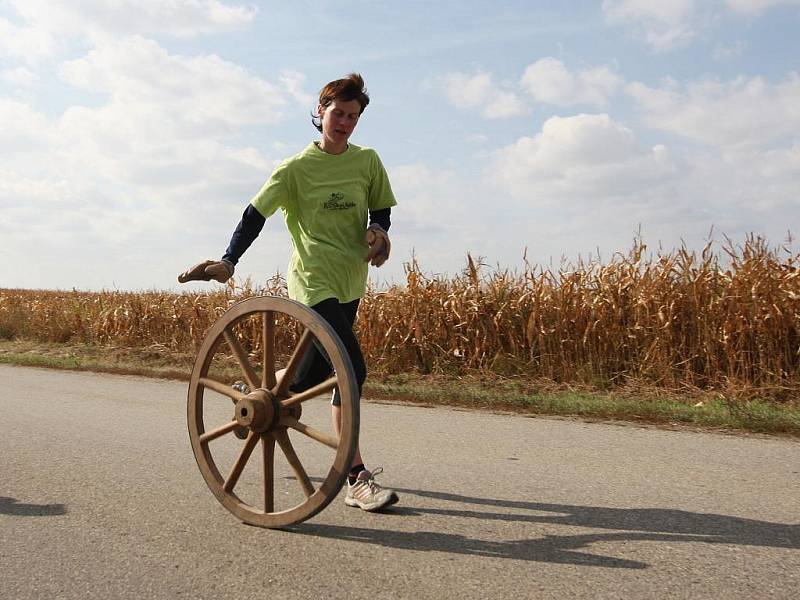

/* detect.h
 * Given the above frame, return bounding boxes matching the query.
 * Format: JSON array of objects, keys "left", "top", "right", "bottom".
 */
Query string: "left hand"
[
  {"left": 177, "top": 259, "right": 234, "bottom": 283},
  {"left": 365, "top": 224, "right": 391, "bottom": 267}
]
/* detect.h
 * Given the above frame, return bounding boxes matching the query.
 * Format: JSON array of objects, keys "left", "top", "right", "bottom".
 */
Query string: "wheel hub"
[{"left": 234, "top": 389, "right": 279, "bottom": 433}]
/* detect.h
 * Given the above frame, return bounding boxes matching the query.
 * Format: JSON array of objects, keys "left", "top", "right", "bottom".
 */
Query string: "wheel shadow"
[
  {"left": 286, "top": 481, "right": 800, "bottom": 568},
  {"left": 0, "top": 496, "right": 66, "bottom": 517}
]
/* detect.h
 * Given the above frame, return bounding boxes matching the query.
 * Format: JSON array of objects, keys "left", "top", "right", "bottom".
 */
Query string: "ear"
[{"left": 317, "top": 104, "right": 325, "bottom": 117}]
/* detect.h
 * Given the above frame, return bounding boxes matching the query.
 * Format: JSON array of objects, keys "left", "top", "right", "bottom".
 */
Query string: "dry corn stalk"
[{"left": 1, "top": 236, "right": 798, "bottom": 400}]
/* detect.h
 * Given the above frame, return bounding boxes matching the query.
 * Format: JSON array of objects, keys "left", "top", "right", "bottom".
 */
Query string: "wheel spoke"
[
  {"left": 223, "top": 430, "right": 259, "bottom": 493},
  {"left": 199, "top": 377, "right": 245, "bottom": 402},
  {"left": 275, "top": 429, "right": 314, "bottom": 497},
  {"left": 261, "top": 433, "right": 275, "bottom": 513},
  {"left": 199, "top": 419, "right": 240, "bottom": 444},
  {"left": 262, "top": 311, "right": 276, "bottom": 390},
  {"left": 275, "top": 329, "right": 314, "bottom": 397},
  {"left": 281, "top": 376, "right": 338, "bottom": 408},
  {"left": 282, "top": 416, "right": 338, "bottom": 450},
  {"left": 224, "top": 328, "right": 259, "bottom": 390}
]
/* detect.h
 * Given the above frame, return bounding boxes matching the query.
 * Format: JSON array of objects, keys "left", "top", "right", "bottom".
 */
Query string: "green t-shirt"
[{"left": 250, "top": 142, "right": 397, "bottom": 306}]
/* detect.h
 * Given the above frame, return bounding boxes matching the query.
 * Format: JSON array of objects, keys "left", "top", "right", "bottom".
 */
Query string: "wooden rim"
[{"left": 187, "top": 296, "right": 359, "bottom": 528}]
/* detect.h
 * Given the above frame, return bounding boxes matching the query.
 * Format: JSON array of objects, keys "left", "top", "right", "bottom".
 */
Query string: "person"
[{"left": 179, "top": 73, "right": 399, "bottom": 512}]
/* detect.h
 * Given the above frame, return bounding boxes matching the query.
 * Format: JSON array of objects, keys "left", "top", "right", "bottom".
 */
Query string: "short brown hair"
[{"left": 311, "top": 73, "right": 370, "bottom": 132}]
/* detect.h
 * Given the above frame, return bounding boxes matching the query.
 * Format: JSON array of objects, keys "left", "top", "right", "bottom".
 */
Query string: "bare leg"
[{"left": 332, "top": 404, "right": 364, "bottom": 469}]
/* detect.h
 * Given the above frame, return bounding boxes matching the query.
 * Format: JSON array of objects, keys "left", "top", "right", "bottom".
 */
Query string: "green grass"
[
  {"left": 0, "top": 340, "right": 193, "bottom": 380},
  {"left": 367, "top": 374, "right": 800, "bottom": 436},
  {"left": 0, "top": 351, "right": 83, "bottom": 369},
  {"left": 2, "top": 339, "right": 799, "bottom": 437}
]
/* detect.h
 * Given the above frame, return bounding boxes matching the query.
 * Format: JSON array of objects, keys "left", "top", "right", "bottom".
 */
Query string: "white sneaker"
[{"left": 344, "top": 468, "right": 399, "bottom": 511}]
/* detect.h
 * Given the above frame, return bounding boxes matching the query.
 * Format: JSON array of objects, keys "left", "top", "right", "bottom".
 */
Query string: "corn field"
[{"left": 2, "top": 236, "right": 799, "bottom": 400}]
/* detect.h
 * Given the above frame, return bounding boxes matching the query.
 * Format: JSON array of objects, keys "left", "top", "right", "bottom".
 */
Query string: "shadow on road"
[
  {"left": 394, "top": 486, "right": 800, "bottom": 550},
  {"left": 286, "top": 483, "right": 799, "bottom": 568},
  {"left": 0, "top": 496, "right": 66, "bottom": 517}
]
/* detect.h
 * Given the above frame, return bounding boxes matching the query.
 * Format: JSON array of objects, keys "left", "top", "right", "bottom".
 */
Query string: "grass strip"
[
  {"left": 2, "top": 340, "right": 798, "bottom": 437},
  {"left": 0, "top": 347, "right": 191, "bottom": 380},
  {"left": 366, "top": 376, "right": 800, "bottom": 437}
]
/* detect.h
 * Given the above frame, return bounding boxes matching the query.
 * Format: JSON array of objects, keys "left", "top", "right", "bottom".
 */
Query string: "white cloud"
[
  {"left": 42, "top": 36, "right": 286, "bottom": 209},
  {"left": 760, "top": 143, "right": 800, "bottom": 179},
  {"left": 386, "top": 162, "right": 537, "bottom": 277},
  {"left": 2, "top": 2, "right": 798, "bottom": 291},
  {"left": 603, "top": 0, "right": 800, "bottom": 51},
  {"left": 0, "top": 33, "right": 303, "bottom": 290},
  {"left": 444, "top": 71, "right": 490, "bottom": 106},
  {"left": 1, "top": 66, "right": 40, "bottom": 88},
  {"left": 713, "top": 41, "right": 747, "bottom": 60},
  {"left": 490, "top": 113, "right": 677, "bottom": 204},
  {"left": 602, "top": 0, "right": 697, "bottom": 50},
  {"left": 5, "top": 0, "right": 256, "bottom": 41},
  {"left": 443, "top": 71, "right": 528, "bottom": 119},
  {"left": 626, "top": 73, "right": 800, "bottom": 151},
  {"left": 390, "top": 163, "right": 462, "bottom": 230},
  {"left": 481, "top": 113, "right": 714, "bottom": 264},
  {"left": 60, "top": 37, "right": 285, "bottom": 139},
  {"left": 724, "top": 0, "right": 800, "bottom": 15},
  {"left": 521, "top": 58, "right": 622, "bottom": 107},
  {"left": 279, "top": 71, "right": 315, "bottom": 108},
  {"left": 0, "top": 16, "right": 58, "bottom": 64},
  {"left": 485, "top": 110, "right": 799, "bottom": 265},
  {"left": 0, "top": 169, "right": 70, "bottom": 206},
  {"left": 444, "top": 61, "right": 621, "bottom": 117},
  {"left": 0, "top": 98, "right": 53, "bottom": 151}
]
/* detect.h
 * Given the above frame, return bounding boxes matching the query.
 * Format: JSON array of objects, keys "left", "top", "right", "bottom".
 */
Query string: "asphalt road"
[{"left": 1, "top": 364, "right": 799, "bottom": 599}]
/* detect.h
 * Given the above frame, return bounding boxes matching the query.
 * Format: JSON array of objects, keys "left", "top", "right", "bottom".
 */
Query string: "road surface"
[{"left": 1, "top": 364, "right": 799, "bottom": 599}]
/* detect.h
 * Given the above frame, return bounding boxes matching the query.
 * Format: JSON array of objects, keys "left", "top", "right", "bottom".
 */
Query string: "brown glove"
[
  {"left": 365, "top": 224, "right": 391, "bottom": 267},
  {"left": 177, "top": 259, "right": 234, "bottom": 283}
]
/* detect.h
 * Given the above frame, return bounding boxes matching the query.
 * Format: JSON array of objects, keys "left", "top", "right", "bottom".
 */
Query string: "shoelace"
[{"left": 359, "top": 467, "right": 385, "bottom": 492}]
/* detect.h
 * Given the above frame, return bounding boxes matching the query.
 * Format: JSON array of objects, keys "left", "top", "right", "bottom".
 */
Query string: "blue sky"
[{"left": 1, "top": 0, "right": 799, "bottom": 291}]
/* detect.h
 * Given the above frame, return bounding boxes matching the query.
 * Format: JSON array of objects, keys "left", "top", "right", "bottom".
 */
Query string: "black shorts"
[{"left": 289, "top": 297, "right": 366, "bottom": 405}]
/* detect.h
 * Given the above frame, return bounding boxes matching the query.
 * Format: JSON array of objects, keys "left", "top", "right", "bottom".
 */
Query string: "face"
[{"left": 318, "top": 98, "right": 361, "bottom": 147}]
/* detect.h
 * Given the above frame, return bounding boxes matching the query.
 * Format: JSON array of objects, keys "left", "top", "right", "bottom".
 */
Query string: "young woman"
[{"left": 179, "top": 73, "right": 398, "bottom": 511}]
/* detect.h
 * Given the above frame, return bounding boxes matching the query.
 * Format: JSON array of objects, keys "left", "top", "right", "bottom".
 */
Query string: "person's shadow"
[
  {"left": 286, "top": 484, "right": 800, "bottom": 569},
  {"left": 0, "top": 496, "right": 66, "bottom": 517}
]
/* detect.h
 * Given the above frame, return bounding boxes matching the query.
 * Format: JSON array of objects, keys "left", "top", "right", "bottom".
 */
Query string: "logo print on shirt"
[{"left": 323, "top": 192, "right": 356, "bottom": 211}]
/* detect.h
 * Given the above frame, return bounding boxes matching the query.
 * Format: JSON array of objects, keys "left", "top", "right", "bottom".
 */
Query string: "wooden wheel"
[{"left": 188, "top": 296, "right": 359, "bottom": 528}]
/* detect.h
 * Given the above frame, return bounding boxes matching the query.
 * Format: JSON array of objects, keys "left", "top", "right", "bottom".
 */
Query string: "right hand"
[
  {"left": 177, "top": 260, "right": 234, "bottom": 283},
  {"left": 365, "top": 225, "right": 391, "bottom": 267}
]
